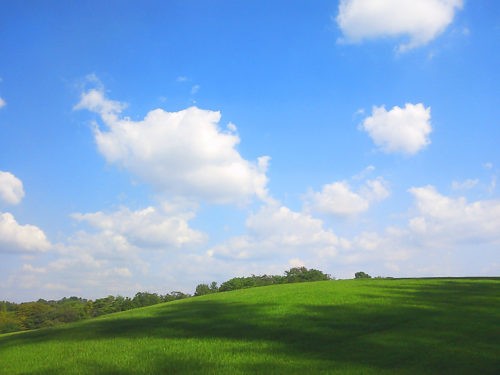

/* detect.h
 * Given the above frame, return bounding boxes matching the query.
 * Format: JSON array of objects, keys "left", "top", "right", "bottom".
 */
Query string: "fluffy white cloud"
[
  {"left": 72, "top": 205, "right": 206, "bottom": 249},
  {"left": 361, "top": 103, "right": 432, "bottom": 155},
  {"left": 307, "top": 182, "right": 367, "bottom": 216},
  {"left": 208, "top": 204, "right": 345, "bottom": 261},
  {"left": 336, "top": 0, "right": 464, "bottom": 52},
  {"left": 408, "top": 186, "right": 500, "bottom": 246},
  {"left": 0, "top": 97, "right": 5, "bottom": 108},
  {"left": 0, "top": 212, "right": 51, "bottom": 253},
  {"left": 75, "top": 88, "right": 270, "bottom": 204},
  {"left": 305, "top": 178, "right": 389, "bottom": 216},
  {"left": 0, "top": 171, "right": 25, "bottom": 205}
]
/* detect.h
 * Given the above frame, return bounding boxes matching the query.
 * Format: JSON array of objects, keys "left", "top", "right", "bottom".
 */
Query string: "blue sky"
[{"left": 1, "top": 0, "right": 499, "bottom": 302}]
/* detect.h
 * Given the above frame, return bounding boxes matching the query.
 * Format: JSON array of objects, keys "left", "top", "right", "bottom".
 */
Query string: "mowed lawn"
[{"left": 0, "top": 278, "right": 498, "bottom": 374}]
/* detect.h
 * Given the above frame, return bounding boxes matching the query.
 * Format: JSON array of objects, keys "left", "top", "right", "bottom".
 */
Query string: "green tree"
[
  {"left": 284, "top": 267, "right": 331, "bottom": 283},
  {"left": 163, "top": 291, "right": 190, "bottom": 301},
  {"left": 194, "top": 284, "right": 212, "bottom": 296},
  {"left": 132, "top": 292, "right": 162, "bottom": 308},
  {"left": 355, "top": 271, "right": 372, "bottom": 279},
  {"left": 0, "top": 310, "right": 22, "bottom": 333},
  {"left": 16, "top": 302, "right": 54, "bottom": 329},
  {"left": 194, "top": 282, "right": 218, "bottom": 296},
  {"left": 209, "top": 281, "right": 219, "bottom": 292},
  {"left": 92, "top": 296, "right": 117, "bottom": 316},
  {"left": 219, "top": 277, "right": 257, "bottom": 292}
]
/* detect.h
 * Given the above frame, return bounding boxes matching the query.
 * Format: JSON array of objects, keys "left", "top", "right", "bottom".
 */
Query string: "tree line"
[
  {"left": 1, "top": 267, "right": 370, "bottom": 334},
  {"left": 194, "top": 267, "right": 332, "bottom": 296},
  {"left": 0, "top": 291, "right": 189, "bottom": 334}
]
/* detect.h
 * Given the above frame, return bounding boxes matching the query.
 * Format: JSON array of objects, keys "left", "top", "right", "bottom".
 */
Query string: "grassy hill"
[{"left": 1, "top": 278, "right": 498, "bottom": 374}]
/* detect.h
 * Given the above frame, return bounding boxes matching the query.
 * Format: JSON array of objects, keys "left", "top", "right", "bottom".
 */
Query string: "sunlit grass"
[{"left": 1, "top": 278, "right": 498, "bottom": 374}]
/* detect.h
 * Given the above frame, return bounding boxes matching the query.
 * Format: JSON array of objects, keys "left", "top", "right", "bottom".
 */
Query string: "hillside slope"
[{"left": 1, "top": 278, "right": 499, "bottom": 374}]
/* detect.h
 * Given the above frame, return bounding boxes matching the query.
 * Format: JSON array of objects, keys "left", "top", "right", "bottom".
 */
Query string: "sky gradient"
[{"left": 1, "top": 0, "right": 499, "bottom": 302}]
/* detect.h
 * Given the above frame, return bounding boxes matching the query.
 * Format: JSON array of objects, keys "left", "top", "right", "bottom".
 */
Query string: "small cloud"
[
  {"left": 0, "top": 171, "right": 24, "bottom": 205},
  {"left": 22, "top": 264, "right": 47, "bottom": 273},
  {"left": 191, "top": 85, "right": 200, "bottom": 95},
  {"left": 360, "top": 103, "right": 432, "bottom": 155},
  {"left": 352, "top": 165, "right": 375, "bottom": 181},
  {"left": 488, "top": 176, "right": 497, "bottom": 194},
  {"left": 85, "top": 73, "right": 102, "bottom": 85},
  {"left": 354, "top": 108, "right": 365, "bottom": 118},
  {"left": 176, "top": 76, "right": 188, "bottom": 82},
  {"left": 0, "top": 97, "right": 6, "bottom": 109},
  {"left": 288, "top": 258, "right": 305, "bottom": 268},
  {"left": 106, "top": 267, "right": 132, "bottom": 278},
  {"left": 451, "top": 179, "right": 478, "bottom": 191},
  {"left": 227, "top": 122, "right": 238, "bottom": 132}
]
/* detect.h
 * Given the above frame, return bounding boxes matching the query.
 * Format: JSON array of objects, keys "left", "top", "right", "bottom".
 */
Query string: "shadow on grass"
[{"left": 1, "top": 279, "right": 499, "bottom": 374}]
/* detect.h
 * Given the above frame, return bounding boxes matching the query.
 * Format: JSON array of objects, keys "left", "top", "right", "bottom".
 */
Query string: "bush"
[
  {"left": 355, "top": 271, "right": 372, "bottom": 279},
  {"left": 194, "top": 283, "right": 218, "bottom": 296}
]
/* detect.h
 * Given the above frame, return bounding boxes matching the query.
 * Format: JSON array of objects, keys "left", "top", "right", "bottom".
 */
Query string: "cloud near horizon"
[
  {"left": 336, "top": 0, "right": 464, "bottom": 52},
  {"left": 207, "top": 204, "right": 346, "bottom": 262},
  {"left": 408, "top": 185, "right": 500, "bottom": 247},
  {"left": 75, "top": 88, "right": 270, "bottom": 205},
  {"left": 304, "top": 177, "right": 390, "bottom": 216}
]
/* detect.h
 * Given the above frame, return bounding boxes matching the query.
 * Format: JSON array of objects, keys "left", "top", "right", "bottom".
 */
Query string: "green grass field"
[{"left": 0, "top": 278, "right": 498, "bottom": 374}]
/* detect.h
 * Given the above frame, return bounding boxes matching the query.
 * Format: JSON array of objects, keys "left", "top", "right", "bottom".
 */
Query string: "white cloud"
[
  {"left": 58, "top": 230, "right": 146, "bottom": 272},
  {"left": 14, "top": 202, "right": 209, "bottom": 299},
  {"left": 74, "top": 88, "right": 126, "bottom": 124},
  {"left": 489, "top": 176, "right": 497, "bottom": 194},
  {"left": 408, "top": 186, "right": 500, "bottom": 246},
  {"left": 307, "top": 182, "right": 368, "bottom": 216},
  {"left": 75, "top": 88, "right": 270, "bottom": 204},
  {"left": 0, "top": 97, "right": 5, "bottom": 108},
  {"left": 72, "top": 205, "right": 206, "bottom": 249},
  {"left": 208, "top": 204, "right": 344, "bottom": 261},
  {"left": 483, "top": 162, "right": 494, "bottom": 170},
  {"left": 0, "top": 171, "right": 25, "bottom": 205},
  {"left": 305, "top": 177, "right": 390, "bottom": 216},
  {"left": 336, "top": 0, "right": 464, "bottom": 52},
  {"left": 191, "top": 84, "right": 200, "bottom": 95},
  {"left": 451, "top": 179, "right": 479, "bottom": 191},
  {"left": 361, "top": 178, "right": 391, "bottom": 202},
  {"left": 326, "top": 184, "right": 500, "bottom": 278},
  {"left": 288, "top": 258, "right": 306, "bottom": 268},
  {"left": 7, "top": 242, "right": 141, "bottom": 300},
  {"left": 352, "top": 165, "right": 375, "bottom": 180},
  {"left": 0, "top": 212, "right": 51, "bottom": 253},
  {"left": 22, "top": 264, "right": 47, "bottom": 273},
  {"left": 361, "top": 103, "right": 432, "bottom": 155}
]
